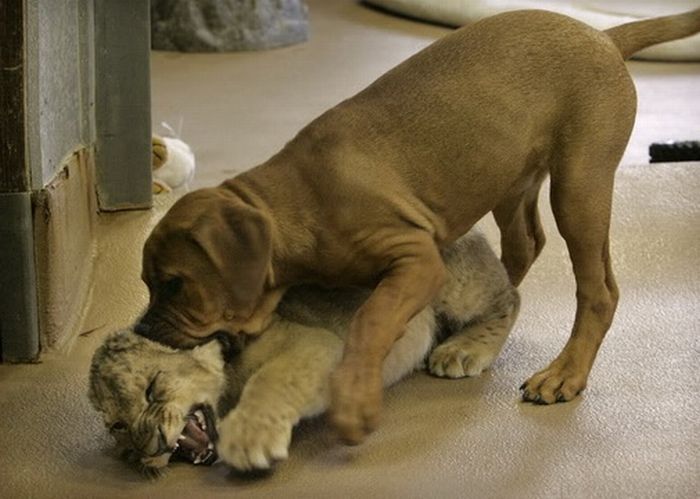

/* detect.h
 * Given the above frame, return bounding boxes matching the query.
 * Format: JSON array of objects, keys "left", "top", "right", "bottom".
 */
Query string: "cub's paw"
[
  {"left": 217, "top": 408, "right": 293, "bottom": 472},
  {"left": 428, "top": 340, "right": 498, "bottom": 378}
]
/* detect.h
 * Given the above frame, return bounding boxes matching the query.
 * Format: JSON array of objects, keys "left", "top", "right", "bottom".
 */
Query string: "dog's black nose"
[
  {"left": 134, "top": 321, "right": 151, "bottom": 337},
  {"left": 213, "top": 331, "right": 246, "bottom": 361}
]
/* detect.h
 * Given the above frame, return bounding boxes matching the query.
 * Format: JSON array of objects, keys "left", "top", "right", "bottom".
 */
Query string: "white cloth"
[
  {"left": 366, "top": 0, "right": 700, "bottom": 60},
  {"left": 153, "top": 137, "right": 196, "bottom": 193}
]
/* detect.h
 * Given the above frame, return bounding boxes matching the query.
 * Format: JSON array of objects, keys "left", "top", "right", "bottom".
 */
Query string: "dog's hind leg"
[
  {"left": 521, "top": 144, "right": 624, "bottom": 405},
  {"left": 493, "top": 173, "right": 547, "bottom": 287}
]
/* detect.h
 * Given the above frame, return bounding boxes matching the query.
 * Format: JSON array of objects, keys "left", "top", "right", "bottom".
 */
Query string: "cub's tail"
[{"left": 605, "top": 8, "right": 700, "bottom": 60}]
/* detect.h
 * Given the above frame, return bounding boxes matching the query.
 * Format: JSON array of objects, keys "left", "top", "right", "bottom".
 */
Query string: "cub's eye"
[
  {"left": 162, "top": 276, "right": 183, "bottom": 296},
  {"left": 145, "top": 371, "right": 162, "bottom": 403},
  {"left": 110, "top": 421, "right": 127, "bottom": 432}
]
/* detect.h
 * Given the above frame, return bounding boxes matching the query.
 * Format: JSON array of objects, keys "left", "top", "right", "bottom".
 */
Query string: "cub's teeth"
[
  {"left": 207, "top": 443, "right": 214, "bottom": 450},
  {"left": 194, "top": 409, "right": 207, "bottom": 429},
  {"left": 178, "top": 435, "right": 185, "bottom": 441}
]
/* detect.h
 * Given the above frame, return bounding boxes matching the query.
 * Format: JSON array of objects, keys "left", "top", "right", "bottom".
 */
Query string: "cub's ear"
[
  {"left": 192, "top": 195, "right": 272, "bottom": 315},
  {"left": 191, "top": 339, "right": 226, "bottom": 371},
  {"left": 101, "top": 329, "right": 153, "bottom": 353}
]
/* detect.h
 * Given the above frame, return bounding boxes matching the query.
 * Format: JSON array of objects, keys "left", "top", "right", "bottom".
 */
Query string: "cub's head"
[{"left": 88, "top": 329, "right": 226, "bottom": 474}]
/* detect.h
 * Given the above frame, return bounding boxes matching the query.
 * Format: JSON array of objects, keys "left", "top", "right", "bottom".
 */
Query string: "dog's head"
[{"left": 137, "top": 187, "right": 273, "bottom": 349}]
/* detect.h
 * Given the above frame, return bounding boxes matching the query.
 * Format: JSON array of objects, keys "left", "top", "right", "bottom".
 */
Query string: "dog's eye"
[
  {"left": 162, "top": 276, "right": 183, "bottom": 295},
  {"left": 145, "top": 371, "right": 162, "bottom": 403},
  {"left": 110, "top": 421, "right": 127, "bottom": 432}
]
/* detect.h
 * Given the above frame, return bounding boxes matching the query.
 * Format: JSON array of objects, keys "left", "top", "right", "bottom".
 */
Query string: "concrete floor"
[{"left": 2, "top": 1, "right": 699, "bottom": 497}]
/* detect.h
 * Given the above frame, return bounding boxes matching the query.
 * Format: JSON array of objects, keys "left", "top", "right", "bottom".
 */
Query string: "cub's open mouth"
[{"left": 171, "top": 404, "right": 218, "bottom": 465}]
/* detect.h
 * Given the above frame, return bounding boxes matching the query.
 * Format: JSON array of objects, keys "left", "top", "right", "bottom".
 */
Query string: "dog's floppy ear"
[{"left": 192, "top": 195, "right": 272, "bottom": 315}]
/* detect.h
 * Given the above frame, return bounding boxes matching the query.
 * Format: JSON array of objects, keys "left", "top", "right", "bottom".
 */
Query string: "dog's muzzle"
[{"left": 134, "top": 311, "right": 199, "bottom": 348}]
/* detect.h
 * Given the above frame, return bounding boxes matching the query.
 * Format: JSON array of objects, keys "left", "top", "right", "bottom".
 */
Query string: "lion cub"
[{"left": 89, "top": 231, "right": 518, "bottom": 474}]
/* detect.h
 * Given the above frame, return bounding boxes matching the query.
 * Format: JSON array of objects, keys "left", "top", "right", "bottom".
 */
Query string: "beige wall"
[{"left": 25, "top": 0, "right": 94, "bottom": 190}]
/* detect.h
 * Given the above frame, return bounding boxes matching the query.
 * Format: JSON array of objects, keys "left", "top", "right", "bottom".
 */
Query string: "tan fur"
[
  {"left": 94, "top": 232, "right": 518, "bottom": 472},
  {"left": 138, "top": 9, "right": 700, "bottom": 443},
  {"left": 151, "top": 136, "right": 169, "bottom": 170},
  {"left": 88, "top": 333, "right": 224, "bottom": 471},
  {"left": 152, "top": 135, "right": 170, "bottom": 194}
]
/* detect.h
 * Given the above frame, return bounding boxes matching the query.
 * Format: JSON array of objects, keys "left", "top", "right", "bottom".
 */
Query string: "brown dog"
[{"left": 138, "top": 9, "right": 700, "bottom": 444}]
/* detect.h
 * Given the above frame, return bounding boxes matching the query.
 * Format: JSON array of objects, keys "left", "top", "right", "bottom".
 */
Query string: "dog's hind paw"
[{"left": 520, "top": 358, "right": 588, "bottom": 405}]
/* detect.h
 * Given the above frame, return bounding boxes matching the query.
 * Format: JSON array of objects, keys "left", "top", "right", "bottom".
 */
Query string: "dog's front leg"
[{"left": 329, "top": 235, "right": 446, "bottom": 444}]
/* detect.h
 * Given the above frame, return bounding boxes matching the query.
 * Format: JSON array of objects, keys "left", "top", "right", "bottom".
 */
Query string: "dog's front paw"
[
  {"left": 428, "top": 340, "right": 498, "bottom": 378},
  {"left": 520, "top": 357, "right": 588, "bottom": 404},
  {"left": 217, "top": 408, "right": 293, "bottom": 472},
  {"left": 329, "top": 360, "right": 383, "bottom": 445}
]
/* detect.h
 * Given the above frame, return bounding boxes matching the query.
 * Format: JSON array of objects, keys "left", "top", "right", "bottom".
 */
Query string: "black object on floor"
[{"left": 649, "top": 141, "right": 700, "bottom": 163}]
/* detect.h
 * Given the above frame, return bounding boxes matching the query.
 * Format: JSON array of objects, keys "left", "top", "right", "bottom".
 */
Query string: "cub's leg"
[
  {"left": 217, "top": 323, "right": 342, "bottom": 472},
  {"left": 428, "top": 296, "right": 519, "bottom": 378},
  {"left": 429, "top": 232, "right": 520, "bottom": 378}
]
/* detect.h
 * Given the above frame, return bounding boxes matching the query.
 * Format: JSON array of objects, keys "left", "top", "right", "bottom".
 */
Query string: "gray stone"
[{"left": 151, "top": 0, "right": 309, "bottom": 52}]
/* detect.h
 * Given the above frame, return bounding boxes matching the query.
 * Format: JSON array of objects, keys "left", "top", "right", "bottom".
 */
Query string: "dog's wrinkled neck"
[
  {"left": 219, "top": 178, "right": 263, "bottom": 212},
  {"left": 231, "top": 288, "right": 286, "bottom": 336}
]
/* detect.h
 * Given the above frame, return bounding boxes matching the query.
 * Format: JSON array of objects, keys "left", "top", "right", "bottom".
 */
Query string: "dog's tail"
[{"left": 605, "top": 8, "right": 700, "bottom": 60}]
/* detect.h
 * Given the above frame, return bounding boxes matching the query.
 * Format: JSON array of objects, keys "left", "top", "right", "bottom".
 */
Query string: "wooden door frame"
[
  {"left": 0, "top": 0, "right": 152, "bottom": 361},
  {"left": 0, "top": 0, "right": 40, "bottom": 361}
]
